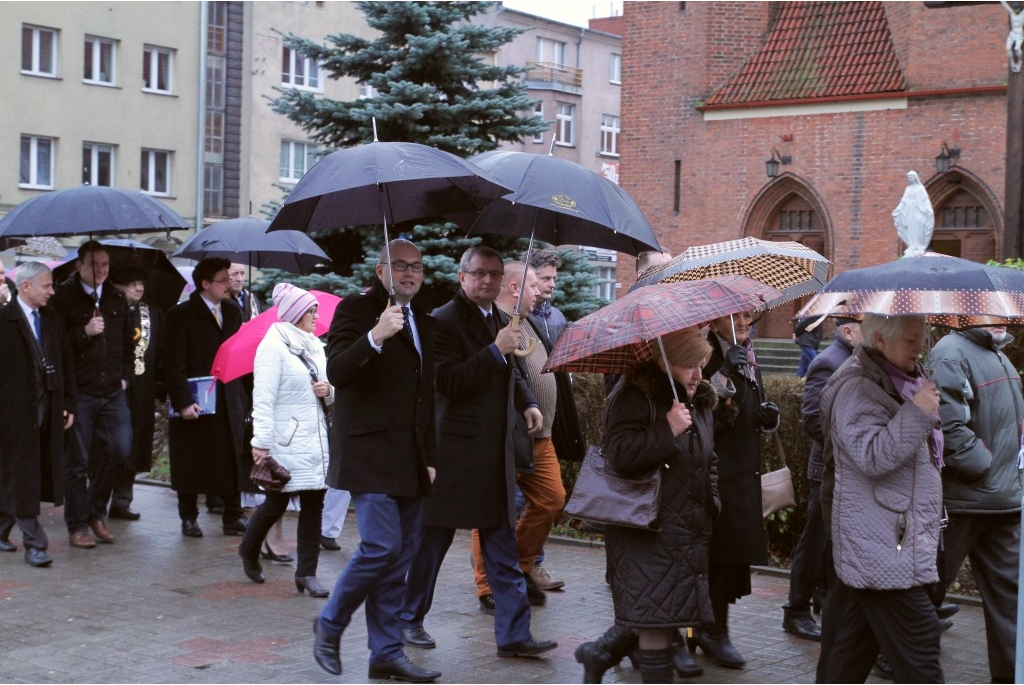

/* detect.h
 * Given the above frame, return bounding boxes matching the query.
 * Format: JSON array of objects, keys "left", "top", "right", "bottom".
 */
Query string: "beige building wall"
[{"left": 0, "top": 1, "right": 202, "bottom": 227}]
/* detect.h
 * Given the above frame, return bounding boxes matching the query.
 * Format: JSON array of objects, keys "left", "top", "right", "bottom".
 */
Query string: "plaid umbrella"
[
  {"left": 632, "top": 236, "right": 829, "bottom": 309},
  {"left": 544, "top": 275, "right": 784, "bottom": 375},
  {"left": 796, "top": 252, "right": 1024, "bottom": 329}
]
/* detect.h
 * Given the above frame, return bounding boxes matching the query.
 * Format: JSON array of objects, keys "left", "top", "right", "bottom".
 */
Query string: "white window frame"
[
  {"left": 84, "top": 35, "right": 117, "bottom": 86},
  {"left": 141, "top": 149, "right": 171, "bottom": 196},
  {"left": 142, "top": 45, "right": 174, "bottom": 94},
  {"left": 83, "top": 142, "right": 115, "bottom": 187},
  {"left": 595, "top": 265, "right": 616, "bottom": 301},
  {"left": 555, "top": 102, "right": 575, "bottom": 147},
  {"left": 610, "top": 53, "right": 622, "bottom": 84},
  {"left": 280, "top": 140, "right": 318, "bottom": 182},
  {"left": 532, "top": 101, "right": 545, "bottom": 144},
  {"left": 282, "top": 46, "right": 322, "bottom": 91},
  {"left": 20, "top": 135, "right": 55, "bottom": 189},
  {"left": 600, "top": 114, "right": 620, "bottom": 157},
  {"left": 536, "top": 37, "right": 566, "bottom": 66},
  {"left": 22, "top": 25, "right": 58, "bottom": 77},
  {"left": 358, "top": 83, "right": 378, "bottom": 99}
]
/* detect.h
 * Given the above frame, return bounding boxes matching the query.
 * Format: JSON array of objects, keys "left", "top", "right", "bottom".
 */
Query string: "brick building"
[{"left": 620, "top": 1, "right": 1011, "bottom": 338}]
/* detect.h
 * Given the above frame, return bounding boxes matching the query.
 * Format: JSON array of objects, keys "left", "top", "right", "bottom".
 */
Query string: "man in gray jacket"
[{"left": 927, "top": 326, "right": 1022, "bottom": 684}]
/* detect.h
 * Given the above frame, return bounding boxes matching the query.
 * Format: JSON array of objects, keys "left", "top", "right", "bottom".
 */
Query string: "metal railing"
[{"left": 526, "top": 61, "right": 583, "bottom": 89}]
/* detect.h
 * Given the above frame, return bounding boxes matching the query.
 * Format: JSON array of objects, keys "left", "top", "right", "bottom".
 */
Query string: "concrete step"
[{"left": 754, "top": 338, "right": 802, "bottom": 376}]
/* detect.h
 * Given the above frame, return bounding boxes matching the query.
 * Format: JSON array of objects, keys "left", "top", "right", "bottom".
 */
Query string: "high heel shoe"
[
  {"left": 261, "top": 542, "right": 294, "bottom": 563},
  {"left": 238, "top": 549, "right": 264, "bottom": 584},
  {"left": 295, "top": 576, "right": 329, "bottom": 597}
]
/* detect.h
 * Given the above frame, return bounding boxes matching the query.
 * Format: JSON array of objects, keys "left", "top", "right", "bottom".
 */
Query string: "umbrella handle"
[{"left": 510, "top": 313, "right": 538, "bottom": 358}]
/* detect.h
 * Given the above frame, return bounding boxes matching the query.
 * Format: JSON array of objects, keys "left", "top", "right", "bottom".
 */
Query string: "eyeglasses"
[
  {"left": 385, "top": 260, "right": 424, "bottom": 273},
  {"left": 464, "top": 269, "right": 504, "bottom": 280},
  {"left": 210, "top": 278, "right": 231, "bottom": 285}
]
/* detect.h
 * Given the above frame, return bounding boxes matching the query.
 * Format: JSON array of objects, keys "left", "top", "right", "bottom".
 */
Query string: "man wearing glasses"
[
  {"left": 161, "top": 258, "right": 249, "bottom": 539},
  {"left": 398, "top": 245, "right": 558, "bottom": 661}
]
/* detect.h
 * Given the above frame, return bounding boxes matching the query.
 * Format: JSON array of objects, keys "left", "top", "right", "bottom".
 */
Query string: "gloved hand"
[
  {"left": 720, "top": 345, "right": 748, "bottom": 378},
  {"left": 758, "top": 401, "right": 781, "bottom": 431}
]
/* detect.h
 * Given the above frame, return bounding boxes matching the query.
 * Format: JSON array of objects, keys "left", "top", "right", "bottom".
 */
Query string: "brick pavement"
[{"left": 0, "top": 483, "right": 990, "bottom": 684}]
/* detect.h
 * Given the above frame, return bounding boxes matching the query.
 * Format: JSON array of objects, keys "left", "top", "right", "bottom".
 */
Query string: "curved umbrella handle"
[{"left": 510, "top": 313, "right": 538, "bottom": 358}]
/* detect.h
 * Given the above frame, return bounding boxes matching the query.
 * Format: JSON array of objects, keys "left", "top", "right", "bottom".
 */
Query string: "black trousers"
[
  {"left": 177, "top": 491, "right": 243, "bottom": 524},
  {"left": 239, "top": 489, "right": 325, "bottom": 577},
  {"left": 788, "top": 477, "right": 827, "bottom": 609},
  {"left": 0, "top": 513, "right": 48, "bottom": 550}
]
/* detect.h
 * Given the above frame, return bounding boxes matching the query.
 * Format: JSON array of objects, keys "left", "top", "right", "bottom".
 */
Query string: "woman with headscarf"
[
  {"left": 575, "top": 326, "right": 719, "bottom": 683},
  {"left": 238, "top": 283, "right": 333, "bottom": 597}
]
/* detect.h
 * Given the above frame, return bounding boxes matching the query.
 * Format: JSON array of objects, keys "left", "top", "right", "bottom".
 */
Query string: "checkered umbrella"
[
  {"left": 544, "top": 275, "right": 784, "bottom": 374},
  {"left": 632, "top": 236, "right": 830, "bottom": 309},
  {"left": 795, "top": 252, "right": 1024, "bottom": 329}
]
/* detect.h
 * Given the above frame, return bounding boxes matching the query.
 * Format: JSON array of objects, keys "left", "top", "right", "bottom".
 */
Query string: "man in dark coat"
[
  {"left": 398, "top": 246, "right": 558, "bottom": 659},
  {"left": 107, "top": 266, "right": 162, "bottom": 521},
  {"left": 312, "top": 239, "right": 441, "bottom": 682},
  {"left": 0, "top": 262, "right": 76, "bottom": 567},
  {"left": 793, "top": 315, "right": 824, "bottom": 378},
  {"left": 52, "top": 240, "right": 134, "bottom": 549},
  {"left": 161, "top": 257, "right": 248, "bottom": 538}
]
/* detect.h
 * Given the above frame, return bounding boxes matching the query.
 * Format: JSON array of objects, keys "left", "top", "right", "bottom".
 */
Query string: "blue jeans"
[
  {"left": 64, "top": 390, "right": 131, "bottom": 533},
  {"left": 796, "top": 345, "right": 818, "bottom": 378}
]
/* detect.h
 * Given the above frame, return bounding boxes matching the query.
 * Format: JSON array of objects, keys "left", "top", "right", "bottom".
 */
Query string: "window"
[
  {"left": 280, "top": 141, "right": 317, "bottom": 182},
  {"left": 205, "top": 111, "right": 224, "bottom": 155},
  {"left": 600, "top": 115, "right": 620, "bottom": 156},
  {"left": 142, "top": 45, "right": 174, "bottom": 94},
  {"left": 555, "top": 102, "right": 575, "bottom": 146},
  {"left": 22, "top": 25, "right": 58, "bottom": 77},
  {"left": 141, "top": 149, "right": 171, "bottom": 195},
  {"left": 358, "top": 83, "right": 378, "bottom": 99},
  {"left": 206, "top": 55, "right": 225, "bottom": 108},
  {"left": 282, "top": 46, "right": 321, "bottom": 90},
  {"left": 532, "top": 101, "right": 545, "bottom": 144},
  {"left": 207, "top": 2, "right": 227, "bottom": 54},
  {"left": 82, "top": 143, "right": 114, "bottom": 186},
  {"left": 536, "top": 37, "right": 566, "bottom": 66},
  {"left": 595, "top": 266, "right": 616, "bottom": 301},
  {"left": 610, "top": 53, "right": 622, "bottom": 84},
  {"left": 20, "top": 135, "right": 55, "bottom": 188},
  {"left": 204, "top": 164, "right": 224, "bottom": 217},
  {"left": 84, "top": 36, "right": 116, "bottom": 85}
]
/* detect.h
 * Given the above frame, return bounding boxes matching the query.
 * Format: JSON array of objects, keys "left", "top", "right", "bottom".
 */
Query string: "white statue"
[
  {"left": 892, "top": 170, "right": 934, "bottom": 257},
  {"left": 1002, "top": 0, "right": 1024, "bottom": 73}
]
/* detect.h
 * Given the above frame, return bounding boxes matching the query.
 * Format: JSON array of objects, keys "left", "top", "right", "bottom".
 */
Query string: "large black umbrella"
[
  {"left": 0, "top": 185, "right": 191, "bottom": 238},
  {"left": 54, "top": 238, "right": 186, "bottom": 311},
  {"left": 172, "top": 217, "right": 330, "bottom": 274}
]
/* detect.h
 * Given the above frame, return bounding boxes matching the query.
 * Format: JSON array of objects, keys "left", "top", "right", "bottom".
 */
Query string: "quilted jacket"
[
  {"left": 820, "top": 345, "right": 942, "bottom": 590},
  {"left": 603, "top": 363, "right": 719, "bottom": 629}
]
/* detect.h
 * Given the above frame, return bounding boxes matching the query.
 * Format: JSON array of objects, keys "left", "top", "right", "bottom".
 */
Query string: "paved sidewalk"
[{"left": 0, "top": 483, "right": 990, "bottom": 683}]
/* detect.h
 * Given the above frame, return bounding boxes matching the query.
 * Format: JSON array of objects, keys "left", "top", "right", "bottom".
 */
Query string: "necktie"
[
  {"left": 213, "top": 303, "right": 222, "bottom": 328},
  {"left": 484, "top": 312, "right": 497, "bottom": 337},
  {"left": 32, "top": 309, "right": 42, "bottom": 342},
  {"left": 401, "top": 306, "right": 412, "bottom": 336}
]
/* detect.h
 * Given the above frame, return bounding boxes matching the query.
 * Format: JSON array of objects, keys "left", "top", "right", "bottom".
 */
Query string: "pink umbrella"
[{"left": 210, "top": 289, "right": 341, "bottom": 383}]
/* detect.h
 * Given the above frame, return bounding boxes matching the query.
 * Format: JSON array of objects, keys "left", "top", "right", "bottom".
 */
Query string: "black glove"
[
  {"left": 720, "top": 345, "right": 748, "bottom": 378},
  {"left": 758, "top": 401, "right": 781, "bottom": 431}
]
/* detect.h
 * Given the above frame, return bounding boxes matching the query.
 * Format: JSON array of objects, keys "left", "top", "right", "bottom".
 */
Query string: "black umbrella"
[
  {"left": 54, "top": 238, "right": 186, "bottom": 311},
  {"left": 172, "top": 217, "right": 330, "bottom": 274},
  {"left": 0, "top": 185, "right": 191, "bottom": 238}
]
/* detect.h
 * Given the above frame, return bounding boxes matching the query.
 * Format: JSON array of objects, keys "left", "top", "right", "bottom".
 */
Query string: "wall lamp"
[
  {"left": 935, "top": 141, "right": 961, "bottom": 174},
  {"left": 765, "top": 148, "right": 792, "bottom": 178}
]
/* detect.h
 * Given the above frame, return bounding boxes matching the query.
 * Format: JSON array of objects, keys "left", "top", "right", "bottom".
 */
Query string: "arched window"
[{"left": 930, "top": 187, "right": 995, "bottom": 262}]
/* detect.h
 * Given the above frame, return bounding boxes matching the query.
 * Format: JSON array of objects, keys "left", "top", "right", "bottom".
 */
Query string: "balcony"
[{"left": 525, "top": 61, "right": 583, "bottom": 94}]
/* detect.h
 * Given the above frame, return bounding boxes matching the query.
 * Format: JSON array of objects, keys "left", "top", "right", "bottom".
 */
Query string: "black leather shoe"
[
  {"left": 937, "top": 602, "right": 960, "bottom": 620},
  {"left": 524, "top": 574, "right": 546, "bottom": 606},
  {"left": 694, "top": 631, "right": 745, "bottom": 668},
  {"left": 312, "top": 619, "right": 342, "bottom": 675},
  {"left": 24, "top": 547, "right": 52, "bottom": 567},
  {"left": 295, "top": 576, "right": 329, "bottom": 597},
  {"left": 0, "top": 538, "right": 15, "bottom": 552},
  {"left": 368, "top": 655, "right": 441, "bottom": 683},
  {"left": 782, "top": 607, "right": 821, "bottom": 642},
  {"left": 181, "top": 519, "right": 203, "bottom": 538},
  {"left": 223, "top": 517, "right": 248, "bottom": 536},
  {"left": 109, "top": 507, "right": 141, "bottom": 521},
  {"left": 479, "top": 594, "right": 496, "bottom": 614},
  {"left": 939, "top": 617, "right": 954, "bottom": 632},
  {"left": 261, "top": 543, "right": 294, "bottom": 563},
  {"left": 497, "top": 637, "right": 558, "bottom": 658},
  {"left": 239, "top": 549, "right": 264, "bottom": 584},
  {"left": 320, "top": 535, "right": 341, "bottom": 551},
  {"left": 402, "top": 626, "right": 436, "bottom": 649}
]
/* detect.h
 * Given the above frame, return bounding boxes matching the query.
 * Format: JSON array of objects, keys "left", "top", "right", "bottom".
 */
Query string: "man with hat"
[{"left": 107, "top": 266, "right": 162, "bottom": 521}]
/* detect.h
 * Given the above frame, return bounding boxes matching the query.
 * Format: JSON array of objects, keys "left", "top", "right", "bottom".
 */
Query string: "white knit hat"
[{"left": 273, "top": 283, "right": 317, "bottom": 324}]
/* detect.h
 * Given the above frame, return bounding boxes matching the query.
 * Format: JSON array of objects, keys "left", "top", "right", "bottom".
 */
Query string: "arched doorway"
[
  {"left": 924, "top": 170, "right": 1001, "bottom": 262},
  {"left": 743, "top": 174, "right": 831, "bottom": 339}
]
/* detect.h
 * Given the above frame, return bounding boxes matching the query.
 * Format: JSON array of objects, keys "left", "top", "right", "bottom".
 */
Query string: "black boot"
[
  {"left": 782, "top": 605, "right": 821, "bottom": 641},
  {"left": 634, "top": 648, "right": 674, "bottom": 684},
  {"left": 574, "top": 625, "right": 639, "bottom": 684},
  {"left": 670, "top": 629, "right": 703, "bottom": 677},
  {"left": 694, "top": 625, "right": 745, "bottom": 669}
]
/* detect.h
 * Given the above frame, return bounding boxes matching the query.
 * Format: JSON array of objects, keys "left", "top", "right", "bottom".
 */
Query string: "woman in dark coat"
[
  {"left": 694, "top": 311, "right": 779, "bottom": 668},
  {"left": 575, "top": 326, "right": 719, "bottom": 683}
]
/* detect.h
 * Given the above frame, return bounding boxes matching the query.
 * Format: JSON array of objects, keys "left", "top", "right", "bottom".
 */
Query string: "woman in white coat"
[{"left": 239, "top": 283, "right": 333, "bottom": 597}]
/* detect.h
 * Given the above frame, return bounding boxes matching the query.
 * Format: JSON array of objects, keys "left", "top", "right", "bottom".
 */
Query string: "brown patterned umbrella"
[
  {"left": 544, "top": 275, "right": 784, "bottom": 374},
  {"left": 796, "top": 252, "right": 1024, "bottom": 329},
  {"left": 632, "top": 236, "right": 830, "bottom": 309}
]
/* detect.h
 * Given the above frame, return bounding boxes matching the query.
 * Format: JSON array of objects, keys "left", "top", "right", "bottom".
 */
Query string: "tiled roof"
[{"left": 704, "top": 1, "right": 906, "bottom": 107}]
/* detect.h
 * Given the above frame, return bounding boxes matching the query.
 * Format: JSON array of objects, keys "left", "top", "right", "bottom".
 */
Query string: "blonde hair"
[{"left": 660, "top": 326, "right": 712, "bottom": 367}]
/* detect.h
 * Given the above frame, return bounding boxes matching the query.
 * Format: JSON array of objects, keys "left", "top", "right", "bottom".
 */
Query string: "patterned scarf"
[{"left": 877, "top": 356, "right": 944, "bottom": 469}]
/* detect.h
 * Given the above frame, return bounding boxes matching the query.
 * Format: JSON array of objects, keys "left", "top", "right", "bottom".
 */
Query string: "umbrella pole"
[
  {"left": 730, "top": 314, "right": 737, "bottom": 345},
  {"left": 379, "top": 184, "right": 395, "bottom": 304},
  {"left": 656, "top": 336, "right": 681, "bottom": 404},
  {"left": 511, "top": 222, "right": 538, "bottom": 358}
]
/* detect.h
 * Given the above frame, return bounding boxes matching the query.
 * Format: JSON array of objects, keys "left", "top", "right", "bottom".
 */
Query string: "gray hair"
[
  {"left": 459, "top": 245, "right": 502, "bottom": 272},
  {"left": 860, "top": 314, "right": 925, "bottom": 350},
  {"left": 15, "top": 261, "right": 51, "bottom": 287}
]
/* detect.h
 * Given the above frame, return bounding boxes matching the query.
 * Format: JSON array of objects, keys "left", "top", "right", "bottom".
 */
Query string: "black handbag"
[{"left": 250, "top": 455, "right": 292, "bottom": 491}]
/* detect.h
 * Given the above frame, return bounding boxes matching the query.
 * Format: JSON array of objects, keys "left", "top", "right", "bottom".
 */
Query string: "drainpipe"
[{"left": 195, "top": 0, "right": 208, "bottom": 231}]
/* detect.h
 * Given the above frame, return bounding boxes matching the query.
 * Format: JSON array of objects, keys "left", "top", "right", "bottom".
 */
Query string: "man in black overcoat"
[
  {"left": 0, "top": 262, "right": 76, "bottom": 567},
  {"left": 161, "top": 257, "right": 248, "bottom": 538},
  {"left": 312, "top": 239, "right": 440, "bottom": 682},
  {"left": 397, "top": 246, "right": 557, "bottom": 660}
]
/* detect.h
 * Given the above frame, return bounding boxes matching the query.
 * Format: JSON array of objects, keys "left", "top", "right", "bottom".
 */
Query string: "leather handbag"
[
  {"left": 565, "top": 444, "right": 662, "bottom": 530},
  {"left": 250, "top": 455, "right": 292, "bottom": 491},
  {"left": 761, "top": 432, "right": 796, "bottom": 518}
]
